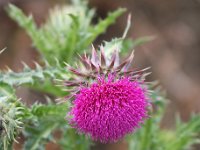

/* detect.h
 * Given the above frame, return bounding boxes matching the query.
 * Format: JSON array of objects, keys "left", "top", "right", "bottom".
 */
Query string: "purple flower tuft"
[
  {"left": 59, "top": 47, "right": 151, "bottom": 143},
  {"left": 69, "top": 74, "right": 148, "bottom": 143}
]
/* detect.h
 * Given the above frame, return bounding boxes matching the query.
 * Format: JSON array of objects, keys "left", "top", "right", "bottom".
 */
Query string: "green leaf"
[
  {"left": 22, "top": 102, "right": 69, "bottom": 150},
  {"left": 23, "top": 122, "right": 58, "bottom": 150},
  {"left": 84, "top": 8, "right": 126, "bottom": 48},
  {"left": 0, "top": 63, "right": 67, "bottom": 96},
  {"left": 7, "top": 4, "right": 125, "bottom": 66},
  {"left": 6, "top": 4, "right": 43, "bottom": 55}
]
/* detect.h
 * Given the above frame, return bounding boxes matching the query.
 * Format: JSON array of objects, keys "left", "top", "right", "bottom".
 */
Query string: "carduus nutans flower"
[{"left": 59, "top": 46, "right": 150, "bottom": 143}]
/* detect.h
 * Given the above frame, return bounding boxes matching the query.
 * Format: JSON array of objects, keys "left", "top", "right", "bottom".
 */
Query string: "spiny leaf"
[
  {"left": 0, "top": 62, "right": 67, "bottom": 96},
  {"left": 85, "top": 8, "right": 126, "bottom": 46},
  {"left": 7, "top": 4, "right": 125, "bottom": 66}
]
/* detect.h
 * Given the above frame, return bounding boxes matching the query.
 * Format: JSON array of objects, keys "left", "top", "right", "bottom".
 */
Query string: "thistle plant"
[
  {"left": 0, "top": 0, "right": 200, "bottom": 150},
  {"left": 59, "top": 47, "right": 150, "bottom": 143},
  {"left": 7, "top": 0, "right": 125, "bottom": 65}
]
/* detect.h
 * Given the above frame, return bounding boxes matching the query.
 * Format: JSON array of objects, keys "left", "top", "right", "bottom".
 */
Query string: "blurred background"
[{"left": 0, "top": 0, "right": 200, "bottom": 149}]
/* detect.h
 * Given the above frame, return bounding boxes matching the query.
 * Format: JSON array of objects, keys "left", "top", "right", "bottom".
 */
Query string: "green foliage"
[
  {"left": 1, "top": 1, "right": 125, "bottom": 149},
  {"left": 127, "top": 87, "right": 200, "bottom": 150},
  {"left": 22, "top": 103, "right": 67, "bottom": 150},
  {"left": 0, "top": 62, "right": 67, "bottom": 96},
  {"left": 102, "top": 15, "right": 154, "bottom": 57},
  {"left": 0, "top": 85, "right": 25, "bottom": 150},
  {"left": 0, "top": 83, "right": 90, "bottom": 150},
  {"left": 0, "top": 63, "right": 78, "bottom": 149},
  {"left": 163, "top": 115, "right": 200, "bottom": 150},
  {"left": 7, "top": 2, "right": 125, "bottom": 65},
  {"left": 59, "top": 128, "right": 91, "bottom": 150},
  {"left": 0, "top": 1, "right": 199, "bottom": 150}
]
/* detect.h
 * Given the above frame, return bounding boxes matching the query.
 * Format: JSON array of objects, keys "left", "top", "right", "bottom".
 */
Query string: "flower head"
[{"left": 60, "top": 46, "right": 150, "bottom": 143}]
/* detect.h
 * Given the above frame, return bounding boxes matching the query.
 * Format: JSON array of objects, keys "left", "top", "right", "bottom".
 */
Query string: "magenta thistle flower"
[{"left": 60, "top": 46, "right": 150, "bottom": 143}]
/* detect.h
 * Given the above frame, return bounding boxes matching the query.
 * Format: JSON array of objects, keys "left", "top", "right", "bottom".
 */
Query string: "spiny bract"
[{"left": 60, "top": 46, "right": 150, "bottom": 143}]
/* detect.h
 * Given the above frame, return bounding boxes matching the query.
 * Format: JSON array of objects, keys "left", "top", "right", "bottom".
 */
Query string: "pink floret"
[{"left": 69, "top": 76, "right": 149, "bottom": 143}]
